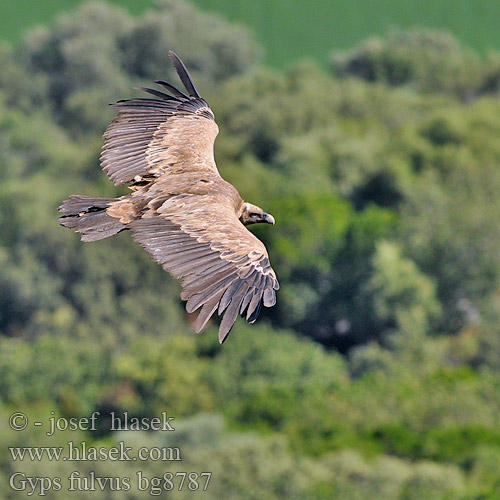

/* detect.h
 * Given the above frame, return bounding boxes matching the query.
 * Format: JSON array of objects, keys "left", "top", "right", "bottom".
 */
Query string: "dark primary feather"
[
  {"left": 168, "top": 50, "right": 201, "bottom": 98},
  {"left": 155, "top": 80, "right": 189, "bottom": 99},
  {"left": 133, "top": 86, "right": 181, "bottom": 101}
]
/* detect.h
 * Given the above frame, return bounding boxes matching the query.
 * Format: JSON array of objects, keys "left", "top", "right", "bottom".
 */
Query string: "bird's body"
[{"left": 58, "top": 51, "right": 278, "bottom": 343}]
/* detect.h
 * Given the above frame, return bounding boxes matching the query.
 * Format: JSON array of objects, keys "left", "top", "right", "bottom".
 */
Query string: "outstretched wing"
[
  {"left": 129, "top": 192, "right": 279, "bottom": 343},
  {"left": 101, "top": 51, "right": 219, "bottom": 186}
]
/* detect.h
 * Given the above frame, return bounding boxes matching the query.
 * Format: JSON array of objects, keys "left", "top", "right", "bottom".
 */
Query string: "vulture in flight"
[{"left": 58, "top": 51, "right": 279, "bottom": 343}]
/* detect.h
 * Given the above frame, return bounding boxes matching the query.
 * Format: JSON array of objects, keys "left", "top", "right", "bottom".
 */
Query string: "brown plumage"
[{"left": 58, "top": 51, "right": 278, "bottom": 343}]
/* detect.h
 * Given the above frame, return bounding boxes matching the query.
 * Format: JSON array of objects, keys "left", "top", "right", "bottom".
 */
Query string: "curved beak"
[{"left": 263, "top": 212, "right": 275, "bottom": 225}]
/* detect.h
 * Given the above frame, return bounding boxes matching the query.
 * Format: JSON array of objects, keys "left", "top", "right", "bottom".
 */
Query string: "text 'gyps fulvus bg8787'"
[{"left": 58, "top": 51, "right": 279, "bottom": 343}]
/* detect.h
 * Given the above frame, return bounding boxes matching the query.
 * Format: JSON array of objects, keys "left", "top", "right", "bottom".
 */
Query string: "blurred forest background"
[{"left": 2, "top": 0, "right": 500, "bottom": 498}]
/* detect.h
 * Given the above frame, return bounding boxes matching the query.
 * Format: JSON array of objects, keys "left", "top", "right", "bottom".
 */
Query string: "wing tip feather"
[
  {"left": 218, "top": 325, "right": 233, "bottom": 344},
  {"left": 168, "top": 50, "right": 201, "bottom": 99}
]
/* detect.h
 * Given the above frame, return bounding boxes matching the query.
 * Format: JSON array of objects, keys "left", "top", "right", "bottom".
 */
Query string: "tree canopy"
[{"left": 2, "top": 2, "right": 500, "bottom": 498}]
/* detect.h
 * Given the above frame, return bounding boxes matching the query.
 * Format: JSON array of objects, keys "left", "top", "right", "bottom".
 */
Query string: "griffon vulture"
[{"left": 58, "top": 51, "right": 279, "bottom": 343}]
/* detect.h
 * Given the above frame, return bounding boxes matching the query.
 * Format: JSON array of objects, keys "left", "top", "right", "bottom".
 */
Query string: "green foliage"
[
  {"left": 0, "top": 335, "right": 112, "bottom": 414},
  {"left": 269, "top": 192, "right": 352, "bottom": 276},
  {"left": 267, "top": 192, "right": 396, "bottom": 347},
  {"left": 312, "top": 450, "right": 464, "bottom": 500},
  {"left": 1, "top": 327, "right": 500, "bottom": 497},
  {"left": 400, "top": 99, "right": 500, "bottom": 330},
  {"left": 365, "top": 240, "right": 441, "bottom": 337},
  {"left": 331, "top": 29, "right": 492, "bottom": 99},
  {"left": 113, "top": 335, "right": 215, "bottom": 416},
  {"left": 207, "top": 325, "right": 347, "bottom": 439}
]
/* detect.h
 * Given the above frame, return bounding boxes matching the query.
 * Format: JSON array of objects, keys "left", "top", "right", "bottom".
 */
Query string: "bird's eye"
[{"left": 250, "top": 213, "right": 259, "bottom": 218}]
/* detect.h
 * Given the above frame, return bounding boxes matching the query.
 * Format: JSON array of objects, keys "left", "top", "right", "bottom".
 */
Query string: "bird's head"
[{"left": 240, "top": 202, "right": 275, "bottom": 226}]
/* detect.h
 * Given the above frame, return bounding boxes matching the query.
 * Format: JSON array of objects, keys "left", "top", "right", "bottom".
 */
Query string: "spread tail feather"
[{"left": 58, "top": 195, "right": 126, "bottom": 242}]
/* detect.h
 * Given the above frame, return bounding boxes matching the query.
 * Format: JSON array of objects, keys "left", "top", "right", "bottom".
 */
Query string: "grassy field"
[{"left": 1, "top": 0, "right": 500, "bottom": 68}]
